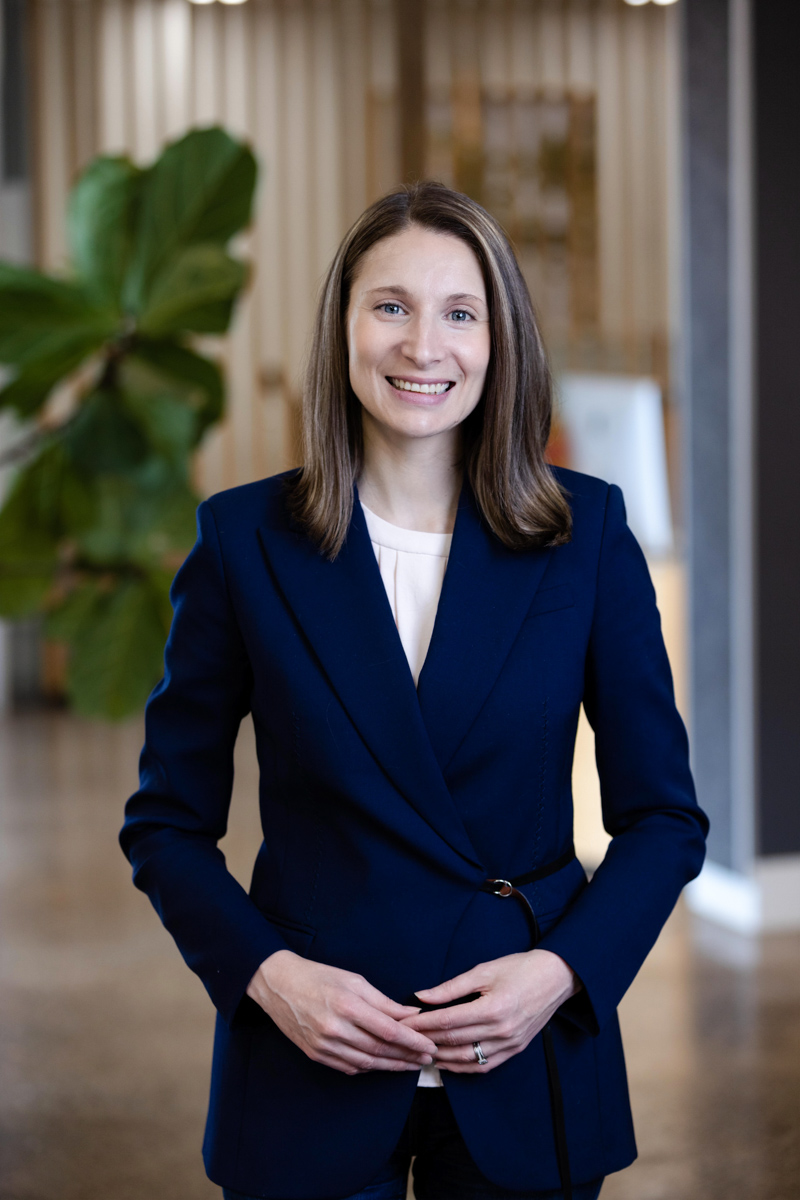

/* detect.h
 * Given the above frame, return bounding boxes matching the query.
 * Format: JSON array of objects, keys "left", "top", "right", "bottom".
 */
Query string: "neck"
[{"left": 357, "top": 419, "right": 462, "bottom": 534}]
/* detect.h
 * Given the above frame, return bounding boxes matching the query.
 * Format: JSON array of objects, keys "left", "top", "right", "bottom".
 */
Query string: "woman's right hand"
[{"left": 247, "top": 950, "right": 438, "bottom": 1075}]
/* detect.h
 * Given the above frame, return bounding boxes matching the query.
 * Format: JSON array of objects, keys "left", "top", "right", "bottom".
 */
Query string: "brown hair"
[{"left": 287, "top": 181, "right": 571, "bottom": 558}]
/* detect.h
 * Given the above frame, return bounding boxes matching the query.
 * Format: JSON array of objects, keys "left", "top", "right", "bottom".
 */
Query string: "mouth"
[{"left": 386, "top": 376, "right": 455, "bottom": 396}]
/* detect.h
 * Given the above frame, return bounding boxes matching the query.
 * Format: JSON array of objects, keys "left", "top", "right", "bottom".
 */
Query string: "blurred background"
[{"left": 0, "top": 1, "right": 798, "bottom": 1198}]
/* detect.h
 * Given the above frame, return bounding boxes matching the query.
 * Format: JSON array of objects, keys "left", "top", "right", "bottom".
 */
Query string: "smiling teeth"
[{"left": 389, "top": 378, "right": 452, "bottom": 395}]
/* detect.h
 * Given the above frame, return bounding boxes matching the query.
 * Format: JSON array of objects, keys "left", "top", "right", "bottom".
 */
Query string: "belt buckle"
[{"left": 484, "top": 878, "right": 514, "bottom": 898}]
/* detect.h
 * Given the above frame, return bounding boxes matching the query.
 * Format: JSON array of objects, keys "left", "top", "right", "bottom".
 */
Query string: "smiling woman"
[
  {"left": 347, "top": 226, "right": 492, "bottom": 530},
  {"left": 121, "top": 181, "right": 707, "bottom": 1200},
  {"left": 289, "top": 182, "right": 572, "bottom": 556}
]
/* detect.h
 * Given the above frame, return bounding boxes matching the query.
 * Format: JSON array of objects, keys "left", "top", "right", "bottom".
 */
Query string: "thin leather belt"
[{"left": 480, "top": 841, "right": 576, "bottom": 1200}]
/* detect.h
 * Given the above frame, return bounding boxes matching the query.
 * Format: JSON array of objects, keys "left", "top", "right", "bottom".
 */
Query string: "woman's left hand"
[{"left": 401, "top": 949, "right": 580, "bottom": 1073}]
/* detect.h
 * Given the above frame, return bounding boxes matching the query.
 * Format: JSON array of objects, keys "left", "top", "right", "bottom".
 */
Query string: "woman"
[{"left": 121, "top": 182, "right": 708, "bottom": 1200}]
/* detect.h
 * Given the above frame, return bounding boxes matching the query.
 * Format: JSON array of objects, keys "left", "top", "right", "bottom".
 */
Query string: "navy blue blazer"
[{"left": 121, "top": 467, "right": 708, "bottom": 1198}]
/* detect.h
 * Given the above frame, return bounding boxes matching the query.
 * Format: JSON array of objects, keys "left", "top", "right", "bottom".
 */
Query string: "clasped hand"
[{"left": 247, "top": 948, "right": 578, "bottom": 1076}]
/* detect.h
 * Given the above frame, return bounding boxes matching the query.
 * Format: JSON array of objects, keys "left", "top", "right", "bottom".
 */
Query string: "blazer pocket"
[{"left": 525, "top": 583, "right": 575, "bottom": 619}]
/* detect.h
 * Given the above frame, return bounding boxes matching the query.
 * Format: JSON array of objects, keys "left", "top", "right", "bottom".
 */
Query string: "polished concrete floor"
[{"left": 1, "top": 711, "right": 798, "bottom": 1200}]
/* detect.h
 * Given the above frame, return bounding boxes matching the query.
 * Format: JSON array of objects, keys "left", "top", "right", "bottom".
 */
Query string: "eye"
[
  {"left": 377, "top": 302, "right": 405, "bottom": 316},
  {"left": 449, "top": 309, "right": 472, "bottom": 322}
]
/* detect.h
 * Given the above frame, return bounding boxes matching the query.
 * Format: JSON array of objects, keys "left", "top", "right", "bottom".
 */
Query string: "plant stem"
[{"left": 0, "top": 429, "right": 45, "bottom": 469}]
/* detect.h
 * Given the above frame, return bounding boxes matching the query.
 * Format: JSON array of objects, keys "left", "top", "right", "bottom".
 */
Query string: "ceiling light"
[
  {"left": 187, "top": 0, "right": 216, "bottom": 6},
  {"left": 623, "top": 0, "right": 651, "bottom": 7},
  {"left": 653, "top": 0, "right": 680, "bottom": 6},
  {"left": 219, "top": 0, "right": 249, "bottom": 5}
]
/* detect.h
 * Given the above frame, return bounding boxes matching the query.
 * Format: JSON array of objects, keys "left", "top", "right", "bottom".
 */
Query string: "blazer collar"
[
  {"left": 416, "top": 483, "right": 552, "bottom": 771},
  {"left": 257, "top": 480, "right": 551, "bottom": 871}
]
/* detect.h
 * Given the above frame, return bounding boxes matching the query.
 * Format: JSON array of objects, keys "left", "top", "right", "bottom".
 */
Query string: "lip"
[{"left": 385, "top": 375, "right": 457, "bottom": 405}]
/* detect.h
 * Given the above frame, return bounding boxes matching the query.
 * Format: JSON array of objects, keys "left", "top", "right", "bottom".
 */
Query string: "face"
[{"left": 346, "top": 225, "right": 491, "bottom": 449}]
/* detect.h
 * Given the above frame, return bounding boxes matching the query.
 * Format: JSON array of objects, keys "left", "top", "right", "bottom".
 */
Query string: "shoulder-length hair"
[{"left": 287, "top": 181, "right": 572, "bottom": 558}]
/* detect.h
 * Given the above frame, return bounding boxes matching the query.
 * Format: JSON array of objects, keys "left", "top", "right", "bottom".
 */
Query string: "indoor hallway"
[{"left": 1, "top": 708, "right": 798, "bottom": 1200}]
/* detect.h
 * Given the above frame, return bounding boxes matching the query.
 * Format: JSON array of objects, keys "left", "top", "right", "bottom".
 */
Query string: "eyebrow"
[{"left": 365, "top": 286, "right": 486, "bottom": 305}]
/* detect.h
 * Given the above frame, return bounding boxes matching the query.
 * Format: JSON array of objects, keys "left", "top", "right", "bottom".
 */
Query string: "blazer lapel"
[
  {"left": 417, "top": 482, "right": 553, "bottom": 772},
  {"left": 257, "top": 490, "right": 483, "bottom": 871}
]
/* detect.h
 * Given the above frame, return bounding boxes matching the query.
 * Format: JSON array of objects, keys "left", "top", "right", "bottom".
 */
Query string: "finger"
[
  {"left": 414, "top": 967, "right": 487, "bottom": 1007},
  {"left": 347, "top": 999, "right": 438, "bottom": 1057},
  {"left": 321, "top": 1035, "right": 436, "bottom": 1074},
  {"left": 353, "top": 979, "right": 425, "bottom": 1021},
  {"left": 402, "top": 999, "right": 494, "bottom": 1036},
  {"left": 433, "top": 1037, "right": 510, "bottom": 1064},
  {"left": 420, "top": 1021, "right": 511, "bottom": 1049},
  {"left": 343, "top": 1025, "right": 437, "bottom": 1063},
  {"left": 318, "top": 1049, "right": 426, "bottom": 1076},
  {"left": 438, "top": 1048, "right": 515, "bottom": 1074}
]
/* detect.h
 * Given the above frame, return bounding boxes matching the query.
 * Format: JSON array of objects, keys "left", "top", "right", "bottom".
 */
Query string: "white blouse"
[{"left": 362, "top": 501, "right": 451, "bottom": 1087}]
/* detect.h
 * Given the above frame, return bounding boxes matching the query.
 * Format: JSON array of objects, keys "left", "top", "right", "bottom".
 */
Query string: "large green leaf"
[
  {"left": 56, "top": 575, "right": 169, "bottom": 718},
  {"left": 0, "top": 452, "right": 61, "bottom": 616},
  {"left": 137, "top": 244, "right": 247, "bottom": 336},
  {"left": 0, "top": 263, "right": 109, "bottom": 363},
  {"left": 0, "top": 443, "right": 67, "bottom": 543},
  {"left": 44, "top": 578, "right": 105, "bottom": 643},
  {"left": 65, "top": 388, "right": 150, "bottom": 475},
  {"left": 123, "top": 390, "right": 197, "bottom": 468},
  {"left": 68, "top": 156, "right": 145, "bottom": 309},
  {"left": 124, "top": 127, "right": 257, "bottom": 312},
  {"left": 0, "top": 262, "right": 115, "bottom": 416},
  {"left": 128, "top": 339, "right": 224, "bottom": 440},
  {"left": 0, "top": 332, "right": 108, "bottom": 418},
  {"left": 74, "top": 462, "right": 198, "bottom": 568},
  {"left": 0, "top": 569, "right": 53, "bottom": 618}
]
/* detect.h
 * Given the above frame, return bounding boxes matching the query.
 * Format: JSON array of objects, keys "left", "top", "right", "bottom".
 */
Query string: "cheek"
[
  {"left": 348, "top": 323, "right": 385, "bottom": 382},
  {"left": 463, "top": 332, "right": 491, "bottom": 388}
]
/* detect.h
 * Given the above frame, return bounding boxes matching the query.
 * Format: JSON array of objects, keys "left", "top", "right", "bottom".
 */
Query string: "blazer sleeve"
[
  {"left": 538, "top": 484, "right": 708, "bottom": 1035},
  {"left": 119, "top": 500, "right": 291, "bottom": 1025}
]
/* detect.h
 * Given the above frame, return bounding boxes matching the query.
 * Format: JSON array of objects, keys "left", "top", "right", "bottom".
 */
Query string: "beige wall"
[{"left": 28, "top": 0, "right": 679, "bottom": 498}]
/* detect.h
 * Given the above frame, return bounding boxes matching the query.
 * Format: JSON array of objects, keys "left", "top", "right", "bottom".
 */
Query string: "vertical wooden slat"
[
  {"left": 98, "top": 0, "right": 130, "bottom": 152},
  {"left": 282, "top": 0, "right": 314, "bottom": 382},
  {"left": 32, "top": 0, "right": 71, "bottom": 268},
  {"left": 161, "top": 0, "right": 191, "bottom": 139},
  {"left": 565, "top": 0, "right": 595, "bottom": 95},
  {"left": 595, "top": 0, "right": 626, "bottom": 352},
  {"left": 339, "top": 0, "right": 368, "bottom": 227},
  {"left": 252, "top": 0, "right": 290, "bottom": 477},
  {"left": 397, "top": 0, "right": 424, "bottom": 182},
  {"left": 540, "top": 0, "right": 566, "bottom": 91},
  {"left": 366, "top": 0, "right": 399, "bottom": 199},
  {"left": 311, "top": 0, "right": 343, "bottom": 278},
  {"left": 132, "top": 0, "right": 161, "bottom": 160},
  {"left": 509, "top": 0, "right": 536, "bottom": 92},
  {"left": 71, "top": 1, "right": 98, "bottom": 174},
  {"left": 223, "top": 5, "right": 256, "bottom": 485},
  {"left": 192, "top": 4, "right": 221, "bottom": 124},
  {"left": 424, "top": 0, "right": 454, "bottom": 185},
  {"left": 451, "top": 0, "right": 483, "bottom": 201},
  {"left": 624, "top": 6, "right": 653, "bottom": 362}
]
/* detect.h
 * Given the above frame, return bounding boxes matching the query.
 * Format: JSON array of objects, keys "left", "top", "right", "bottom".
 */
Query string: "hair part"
[{"left": 287, "top": 181, "right": 572, "bottom": 558}]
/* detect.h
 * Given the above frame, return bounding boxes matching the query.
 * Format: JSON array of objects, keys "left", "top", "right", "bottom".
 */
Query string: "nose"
[{"left": 400, "top": 312, "right": 444, "bottom": 369}]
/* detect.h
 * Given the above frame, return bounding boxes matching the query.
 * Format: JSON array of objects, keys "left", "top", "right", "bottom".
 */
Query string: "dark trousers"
[{"left": 222, "top": 1087, "right": 604, "bottom": 1200}]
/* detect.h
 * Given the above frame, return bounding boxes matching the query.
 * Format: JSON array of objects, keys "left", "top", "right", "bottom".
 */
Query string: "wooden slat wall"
[
  {"left": 27, "top": 0, "right": 678, "bottom": 496},
  {"left": 424, "top": 0, "right": 678, "bottom": 378}
]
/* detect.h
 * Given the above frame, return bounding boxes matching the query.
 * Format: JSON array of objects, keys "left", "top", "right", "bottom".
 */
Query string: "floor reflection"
[{"left": 1, "top": 712, "right": 797, "bottom": 1200}]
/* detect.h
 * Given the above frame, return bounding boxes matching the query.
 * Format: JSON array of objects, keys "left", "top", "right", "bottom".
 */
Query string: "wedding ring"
[{"left": 473, "top": 1041, "right": 488, "bottom": 1066}]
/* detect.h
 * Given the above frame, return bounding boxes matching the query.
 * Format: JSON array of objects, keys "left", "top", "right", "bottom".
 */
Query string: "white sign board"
[{"left": 557, "top": 373, "right": 674, "bottom": 557}]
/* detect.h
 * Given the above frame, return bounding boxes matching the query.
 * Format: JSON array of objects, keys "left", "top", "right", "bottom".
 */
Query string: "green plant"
[{"left": 0, "top": 127, "right": 257, "bottom": 718}]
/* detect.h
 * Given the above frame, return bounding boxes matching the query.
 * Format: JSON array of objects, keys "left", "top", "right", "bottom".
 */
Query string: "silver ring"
[{"left": 473, "top": 1041, "right": 488, "bottom": 1066}]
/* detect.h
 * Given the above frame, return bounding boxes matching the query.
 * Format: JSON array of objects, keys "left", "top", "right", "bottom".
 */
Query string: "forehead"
[{"left": 352, "top": 225, "right": 486, "bottom": 296}]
